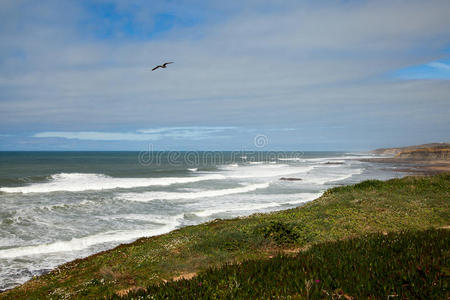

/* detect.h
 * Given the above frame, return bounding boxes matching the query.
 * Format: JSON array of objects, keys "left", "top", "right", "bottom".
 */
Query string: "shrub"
[{"left": 256, "top": 221, "right": 300, "bottom": 245}]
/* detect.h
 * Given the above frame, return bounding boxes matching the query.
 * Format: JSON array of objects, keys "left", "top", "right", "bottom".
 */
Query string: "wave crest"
[
  {"left": 0, "top": 173, "right": 225, "bottom": 194},
  {"left": 118, "top": 182, "right": 271, "bottom": 202}
]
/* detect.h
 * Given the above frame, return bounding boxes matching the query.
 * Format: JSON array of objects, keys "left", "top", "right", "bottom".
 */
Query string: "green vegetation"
[
  {"left": 255, "top": 220, "right": 301, "bottom": 245},
  {"left": 122, "top": 229, "right": 449, "bottom": 299},
  {"left": 1, "top": 174, "right": 449, "bottom": 299}
]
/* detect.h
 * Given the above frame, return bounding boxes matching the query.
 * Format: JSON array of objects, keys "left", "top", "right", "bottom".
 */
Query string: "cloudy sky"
[{"left": 0, "top": 0, "right": 449, "bottom": 151}]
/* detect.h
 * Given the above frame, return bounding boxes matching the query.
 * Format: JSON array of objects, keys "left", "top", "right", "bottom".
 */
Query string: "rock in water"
[{"left": 279, "top": 177, "right": 302, "bottom": 181}]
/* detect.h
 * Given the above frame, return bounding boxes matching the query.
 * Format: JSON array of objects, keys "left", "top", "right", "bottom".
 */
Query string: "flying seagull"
[{"left": 152, "top": 62, "right": 173, "bottom": 71}]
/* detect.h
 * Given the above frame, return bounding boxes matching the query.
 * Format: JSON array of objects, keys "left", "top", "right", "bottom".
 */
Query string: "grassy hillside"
[
  {"left": 2, "top": 174, "right": 449, "bottom": 299},
  {"left": 122, "top": 229, "right": 449, "bottom": 299}
]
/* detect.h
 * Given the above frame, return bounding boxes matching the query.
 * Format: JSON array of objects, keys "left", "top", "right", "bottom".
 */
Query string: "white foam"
[
  {"left": 38, "top": 199, "right": 97, "bottom": 212},
  {"left": 96, "top": 214, "right": 181, "bottom": 224},
  {"left": 321, "top": 160, "right": 345, "bottom": 164},
  {"left": 187, "top": 168, "right": 198, "bottom": 172},
  {"left": 194, "top": 191, "right": 323, "bottom": 217},
  {"left": 0, "top": 215, "right": 183, "bottom": 258},
  {"left": 282, "top": 192, "right": 323, "bottom": 204},
  {"left": 223, "top": 165, "right": 314, "bottom": 179},
  {"left": 118, "top": 182, "right": 270, "bottom": 202},
  {"left": 179, "top": 187, "right": 204, "bottom": 192},
  {"left": 194, "top": 201, "right": 281, "bottom": 217},
  {"left": 224, "top": 163, "right": 239, "bottom": 168},
  {"left": 0, "top": 173, "right": 225, "bottom": 194},
  {"left": 304, "top": 168, "right": 363, "bottom": 185},
  {"left": 217, "top": 163, "right": 313, "bottom": 179},
  {"left": 303, "top": 155, "right": 377, "bottom": 163},
  {"left": 277, "top": 158, "right": 305, "bottom": 162},
  {"left": 193, "top": 191, "right": 323, "bottom": 218},
  {"left": 0, "top": 163, "right": 314, "bottom": 195}
]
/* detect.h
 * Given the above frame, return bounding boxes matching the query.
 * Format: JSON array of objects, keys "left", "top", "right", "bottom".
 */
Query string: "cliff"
[
  {"left": 395, "top": 147, "right": 450, "bottom": 160},
  {"left": 372, "top": 143, "right": 450, "bottom": 160}
]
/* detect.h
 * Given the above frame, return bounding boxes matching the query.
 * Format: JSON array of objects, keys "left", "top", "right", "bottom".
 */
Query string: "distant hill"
[{"left": 372, "top": 143, "right": 450, "bottom": 160}]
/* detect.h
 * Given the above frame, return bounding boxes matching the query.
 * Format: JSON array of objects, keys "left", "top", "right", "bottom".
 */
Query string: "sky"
[{"left": 0, "top": 0, "right": 449, "bottom": 151}]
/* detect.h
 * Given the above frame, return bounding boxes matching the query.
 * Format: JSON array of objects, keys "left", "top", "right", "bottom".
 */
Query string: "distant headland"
[
  {"left": 363, "top": 142, "right": 450, "bottom": 174},
  {"left": 372, "top": 142, "right": 450, "bottom": 160}
]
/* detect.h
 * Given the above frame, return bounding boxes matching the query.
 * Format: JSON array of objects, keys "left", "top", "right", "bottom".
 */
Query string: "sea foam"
[
  {"left": 118, "top": 182, "right": 271, "bottom": 202},
  {"left": 193, "top": 192, "right": 323, "bottom": 217},
  {"left": 193, "top": 201, "right": 282, "bottom": 217},
  {"left": 0, "top": 215, "right": 183, "bottom": 258},
  {"left": 1, "top": 163, "right": 313, "bottom": 194},
  {"left": 220, "top": 164, "right": 314, "bottom": 179},
  {"left": 0, "top": 173, "right": 225, "bottom": 194}
]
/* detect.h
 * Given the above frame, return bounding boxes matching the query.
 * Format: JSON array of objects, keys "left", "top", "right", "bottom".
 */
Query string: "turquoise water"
[{"left": 0, "top": 151, "right": 405, "bottom": 290}]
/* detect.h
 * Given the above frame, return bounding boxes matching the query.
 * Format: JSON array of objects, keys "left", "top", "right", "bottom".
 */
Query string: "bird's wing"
[
  {"left": 163, "top": 62, "right": 174, "bottom": 66},
  {"left": 152, "top": 65, "right": 161, "bottom": 71}
]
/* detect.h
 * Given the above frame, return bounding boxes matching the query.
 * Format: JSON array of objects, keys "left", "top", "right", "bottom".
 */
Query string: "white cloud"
[
  {"left": 33, "top": 131, "right": 155, "bottom": 141},
  {"left": 428, "top": 62, "right": 450, "bottom": 70},
  {"left": 137, "top": 126, "right": 235, "bottom": 134},
  {"left": 33, "top": 127, "right": 236, "bottom": 141},
  {"left": 1, "top": 0, "right": 450, "bottom": 148}
]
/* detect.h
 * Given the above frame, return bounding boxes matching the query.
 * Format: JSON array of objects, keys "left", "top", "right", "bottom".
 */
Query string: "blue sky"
[
  {"left": 395, "top": 58, "right": 450, "bottom": 79},
  {"left": 0, "top": 0, "right": 449, "bottom": 151}
]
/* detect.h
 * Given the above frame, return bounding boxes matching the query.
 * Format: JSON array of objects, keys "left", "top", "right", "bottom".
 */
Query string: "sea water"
[{"left": 0, "top": 151, "right": 405, "bottom": 289}]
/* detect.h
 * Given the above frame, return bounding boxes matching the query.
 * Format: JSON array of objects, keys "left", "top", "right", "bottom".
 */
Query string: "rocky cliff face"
[
  {"left": 372, "top": 148, "right": 403, "bottom": 155},
  {"left": 395, "top": 148, "right": 450, "bottom": 160},
  {"left": 372, "top": 143, "right": 450, "bottom": 158}
]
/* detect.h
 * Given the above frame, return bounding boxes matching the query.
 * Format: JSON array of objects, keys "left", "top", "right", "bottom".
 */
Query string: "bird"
[{"left": 152, "top": 62, "right": 173, "bottom": 71}]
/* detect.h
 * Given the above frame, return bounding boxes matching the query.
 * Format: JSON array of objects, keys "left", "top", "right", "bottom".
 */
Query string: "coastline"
[
  {"left": 362, "top": 143, "right": 450, "bottom": 175},
  {"left": 1, "top": 171, "right": 449, "bottom": 299},
  {"left": 0, "top": 150, "right": 357, "bottom": 290},
  {"left": 0, "top": 150, "right": 378, "bottom": 290},
  {"left": 359, "top": 158, "right": 450, "bottom": 175}
]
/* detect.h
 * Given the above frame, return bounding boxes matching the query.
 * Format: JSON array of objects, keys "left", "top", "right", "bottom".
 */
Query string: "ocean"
[{"left": 0, "top": 151, "right": 405, "bottom": 290}]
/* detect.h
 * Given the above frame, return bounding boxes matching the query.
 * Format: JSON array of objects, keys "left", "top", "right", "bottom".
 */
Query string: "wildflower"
[
  {"left": 198, "top": 282, "right": 202, "bottom": 287},
  {"left": 315, "top": 279, "right": 320, "bottom": 283}
]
